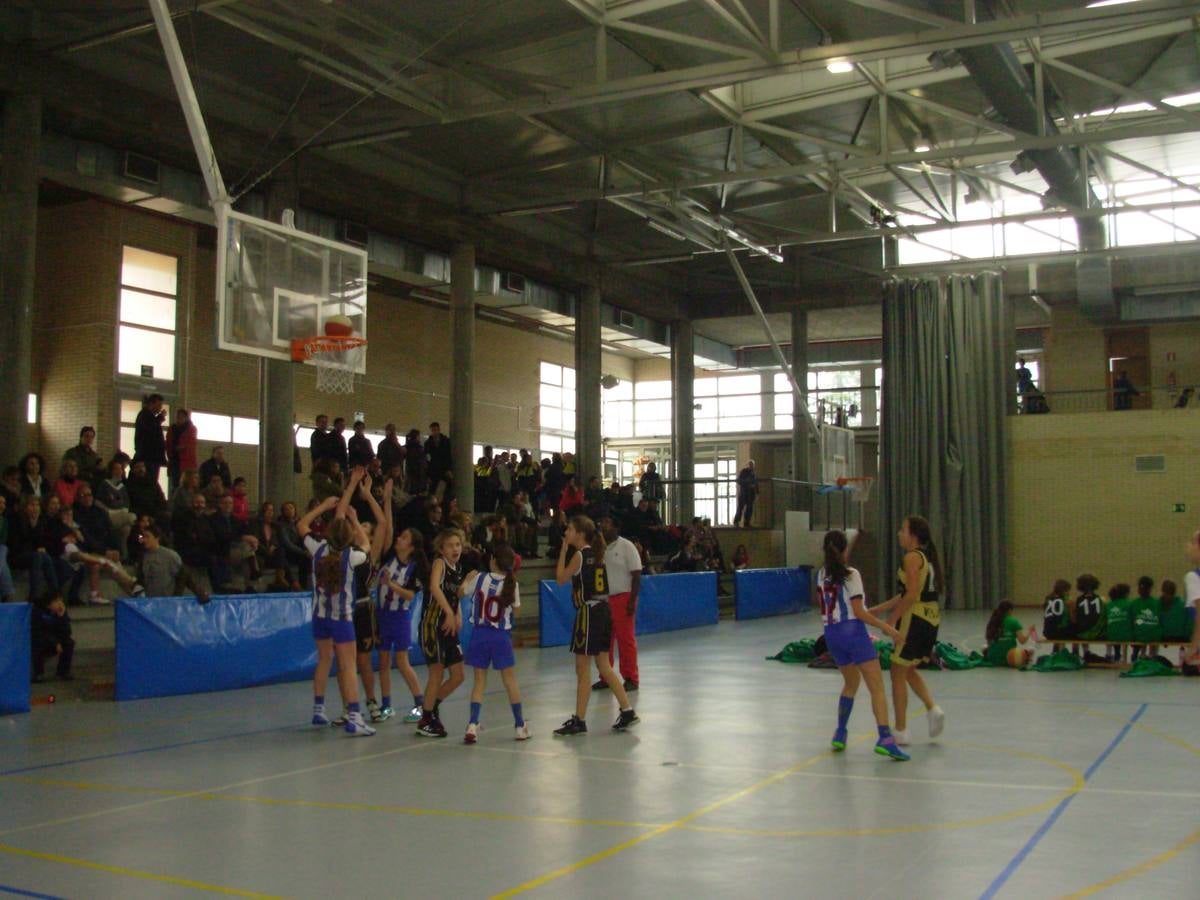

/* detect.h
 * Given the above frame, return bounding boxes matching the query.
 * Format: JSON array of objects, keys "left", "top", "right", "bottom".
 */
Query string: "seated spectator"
[
  {"left": 249, "top": 501, "right": 289, "bottom": 590},
  {"left": 56, "top": 500, "right": 143, "bottom": 605},
  {"left": 126, "top": 459, "right": 167, "bottom": 522},
  {"left": 72, "top": 484, "right": 120, "bottom": 560},
  {"left": 171, "top": 493, "right": 215, "bottom": 597},
  {"left": 19, "top": 452, "right": 51, "bottom": 501},
  {"left": 665, "top": 532, "right": 704, "bottom": 573},
  {"left": 209, "top": 494, "right": 259, "bottom": 592},
  {"left": 199, "top": 445, "right": 233, "bottom": 490},
  {"left": 732, "top": 544, "right": 751, "bottom": 570},
  {"left": 202, "top": 472, "right": 227, "bottom": 507},
  {"left": 54, "top": 459, "right": 84, "bottom": 510},
  {"left": 0, "top": 494, "right": 13, "bottom": 602},
  {"left": 63, "top": 426, "right": 103, "bottom": 488},
  {"left": 230, "top": 477, "right": 251, "bottom": 525},
  {"left": 499, "top": 489, "right": 538, "bottom": 558},
  {"left": 171, "top": 468, "right": 201, "bottom": 519},
  {"left": 276, "top": 501, "right": 308, "bottom": 589},
  {"left": 126, "top": 514, "right": 153, "bottom": 572},
  {"left": 559, "top": 474, "right": 585, "bottom": 517},
  {"left": 417, "top": 499, "right": 443, "bottom": 549},
  {"left": 94, "top": 458, "right": 136, "bottom": 559},
  {"left": 139, "top": 524, "right": 209, "bottom": 602},
  {"left": 8, "top": 495, "right": 60, "bottom": 603},
  {"left": 310, "top": 458, "right": 342, "bottom": 503},
  {"left": 1, "top": 466, "right": 22, "bottom": 521},
  {"left": 31, "top": 595, "right": 74, "bottom": 682}
]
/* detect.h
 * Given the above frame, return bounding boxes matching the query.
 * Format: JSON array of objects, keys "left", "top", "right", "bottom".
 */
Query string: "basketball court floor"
[{"left": 1, "top": 610, "right": 1196, "bottom": 899}]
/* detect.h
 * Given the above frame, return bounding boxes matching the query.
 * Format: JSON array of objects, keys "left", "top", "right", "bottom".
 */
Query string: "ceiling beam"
[
  {"left": 1041, "top": 56, "right": 1200, "bottom": 130},
  {"left": 836, "top": 0, "right": 958, "bottom": 29}
]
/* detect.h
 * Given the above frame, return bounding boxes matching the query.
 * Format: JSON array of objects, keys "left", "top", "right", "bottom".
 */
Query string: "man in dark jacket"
[
  {"left": 348, "top": 420, "right": 375, "bottom": 468},
  {"left": 173, "top": 492, "right": 216, "bottom": 596},
  {"left": 424, "top": 422, "right": 453, "bottom": 500},
  {"left": 198, "top": 446, "right": 233, "bottom": 490},
  {"left": 733, "top": 459, "right": 758, "bottom": 528},
  {"left": 377, "top": 423, "right": 404, "bottom": 476},
  {"left": 126, "top": 460, "right": 167, "bottom": 522},
  {"left": 133, "top": 394, "right": 167, "bottom": 483}
]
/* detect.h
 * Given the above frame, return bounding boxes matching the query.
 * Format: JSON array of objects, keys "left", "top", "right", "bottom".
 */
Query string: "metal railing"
[
  {"left": 1017, "top": 384, "right": 1199, "bottom": 415},
  {"left": 652, "top": 475, "right": 869, "bottom": 531}
]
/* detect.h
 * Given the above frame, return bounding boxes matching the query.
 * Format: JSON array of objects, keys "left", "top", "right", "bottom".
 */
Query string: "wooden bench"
[{"left": 1036, "top": 638, "right": 1194, "bottom": 669}]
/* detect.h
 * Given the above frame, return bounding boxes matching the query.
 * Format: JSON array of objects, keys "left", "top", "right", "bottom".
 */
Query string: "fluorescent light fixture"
[
  {"left": 1086, "top": 0, "right": 1141, "bottom": 7},
  {"left": 27, "top": 393, "right": 37, "bottom": 424},
  {"left": 826, "top": 59, "right": 854, "bottom": 74}
]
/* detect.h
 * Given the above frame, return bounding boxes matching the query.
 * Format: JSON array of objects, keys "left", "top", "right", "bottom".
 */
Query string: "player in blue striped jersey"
[
  {"left": 459, "top": 544, "right": 530, "bottom": 744},
  {"left": 818, "top": 530, "right": 907, "bottom": 760},
  {"left": 376, "top": 524, "right": 429, "bottom": 724}
]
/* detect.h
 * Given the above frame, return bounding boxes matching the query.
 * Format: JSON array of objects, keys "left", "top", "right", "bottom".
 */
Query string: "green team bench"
[{"left": 1035, "top": 638, "right": 1194, "bottom": 669}]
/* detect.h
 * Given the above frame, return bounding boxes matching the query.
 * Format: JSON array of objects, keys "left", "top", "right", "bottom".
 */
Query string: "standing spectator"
[
  {"left": 474, "top": 455, "right": 495, "bottom": 514},
  {"left": 0, "top": 494, "right": 14, "bottom": 602},
  {"left": 544, "top": 454, "right": 566, "bottom": 515},
  {"left": 404, "top": 429, "right": 427, "bottom": 495},
  {"left": 166, "top": 409, "right": 198, "bottom": 493},
  {"left": 54, "top": 459, "right": 84, "bottom": 510},
  {"left": 424, "top": 422, "right": 452, "bottom": 501},
  {"left": 495, "top": 451, "right": 514, "bottom": 508},
  {"left": 348, "top": 420, "right": 375, "bottom": 468},
  {"left": 199, "top": 446, "right": 233, "bottom": 490},
  {"left": 734, "top": 459, "right": 758, "bottom": 528},
  {"left": 63, "top": 426, "right": 103, "bottom": 487},
  {"left": 126, "top": 459, "right": 167, "bottom": 522},
  {"left": 133, "top": 393, "right": 168, "bottom": 483},
  {"left": 309, "top": 414, "right": 334, "bottom": 468},
  {"left": 1015, "top": 358, "right": 1035, "bottom": 395},
  {"left": 594, "top": 516, "right": 641, "bottom": 692},
  {"left": 1113, "top": 370, "right": 1140, "bottom": 410},
  {"left": 31, "top": 595, "right": 74, "bottom": 682},
  {"left": 377, "top": 424, "right": 404, "bottom": 475},
  {"left": 515, "top": 450, "right": 539, "bottom": 500},
  {"left": 331, "top": 417, "right": 350, "bottom": 471},
  {"left": 638, "top": 461, "right": 664, "bottom": 505},
  {"left": 94, "top": 458, "right": 135, "bottom": 559},
  {"left": 19, "top": 452, "right": 51, "bottom": 501}
]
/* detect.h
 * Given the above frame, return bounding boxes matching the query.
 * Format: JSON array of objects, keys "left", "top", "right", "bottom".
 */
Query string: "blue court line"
[
  {"left": 0, "top": 884, "right": 66, "bottom": 899},
  {"left": 978, "top": 702, "right": 1148, "bottom": 900}
]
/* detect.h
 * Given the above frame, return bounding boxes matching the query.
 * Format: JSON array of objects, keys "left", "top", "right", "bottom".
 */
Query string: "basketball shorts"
[
  {"left": 377, "top": 607, "right": 413, "bottom": 653},
  {"left": 419, "top": 610, "right": 463, "bottom": 667},
  {"left": 353, "top": 600, "right": 379, "bottom": 653},
  {"left": 893, "top": 600, "right": 940, "bottom": 667},
  {"left": 465, "top": 627, "right": 516, "bottom": 670},
  {"left": 312, "top": 615, "right": 355, "bottom": 645},
  {"left": 570, "top": 601, "right": 613, "bottom": 656},
  {"left": 824, "top": 619, "right": 878, "bottom": 666}
]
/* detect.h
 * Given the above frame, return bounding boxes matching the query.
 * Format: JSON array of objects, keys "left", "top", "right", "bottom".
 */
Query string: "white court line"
[{"left": 0, "top": 739, "right": 436, "bottom": 839}]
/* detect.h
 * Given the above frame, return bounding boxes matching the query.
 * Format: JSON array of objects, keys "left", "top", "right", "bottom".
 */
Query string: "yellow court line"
[
  {"left": 0, "top": 843, "right": 282, "bottom": 898},
  {"left": 490, "top": 740, "right": 865, "bottom": 899},
  {"left": 1060, "top": 828, "right": 1200, "bottom": 898}
]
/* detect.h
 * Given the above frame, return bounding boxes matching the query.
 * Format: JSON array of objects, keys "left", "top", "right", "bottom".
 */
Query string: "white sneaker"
[
  {"left": 464, "top": 722, "right": 479, "bottom": 744},
  {"left": 344, "top": 714, "right": 375, "bottom": 737},
  {"left": 514, "top": 724, "right": 531, "bottom": 741},
  {"left": 928, "top": 706, "right": 945, "bottom": 739},
  {"left": 88, "top": 592, "right": 111, "bottom": 606},
  {"left": 893, "top": 728, "right": 911, "bottom": 746}
]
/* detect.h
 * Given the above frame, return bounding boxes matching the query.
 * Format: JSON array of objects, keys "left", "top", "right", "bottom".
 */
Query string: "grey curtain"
[{"left": 878, "top": 273, "right": 1012, "bottom": 610}]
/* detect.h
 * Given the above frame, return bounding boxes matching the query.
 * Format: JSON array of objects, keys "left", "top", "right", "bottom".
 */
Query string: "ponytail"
[
  {"left": 400, "top": 528, "right": 430, "bottom": 590},
  {"left": 492, "top": 543, "right": 518, "bottom": 610},
  {"left": 569, "top": 514, "right": 606, "bottom": 564},
  {"left": 986, "top": 600, "right": 1014, "bottom": 644},
  {"left": 822, "top": 530, "right": 849, "bottom": 585},
  {"left": 904, "top": 515, "right": 944, "bottom": 593}
]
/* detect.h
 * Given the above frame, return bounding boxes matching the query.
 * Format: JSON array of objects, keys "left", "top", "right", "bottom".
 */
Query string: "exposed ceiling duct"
[{"left": 931, "top": 0, "right": 1114, "bottom": 319}]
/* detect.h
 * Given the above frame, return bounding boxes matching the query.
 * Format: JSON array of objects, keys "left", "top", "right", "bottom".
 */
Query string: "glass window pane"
[
  {"left": 775, "top": 414, "right": 794, "bottom": 430},
  {"left": 541, "top": 407, "right": 562, "bottom": 430},
  {"left": 564, "top": 388, "right": 576, "bottom": 411},
  {"left": 719, "top": 396, "right": 760, "bottom": 418},
  {"left": 696, "top": 418, "right": 718, "bottom": 434},
  {"left": 807, "top": 371, "right": 818, "bottom": 390},
  {"left": 540, "top": 384, "right": 562, "bottom": 409},
  {"left": 118, "top": 325, "right": 176, "bottom": 380},
  {"left": 540, "top": 434, "right": 561, "bottom": 453},
  {"left": 192, "top": 412, "right": 232, "bottom": 443},
  {"left": 638, "top": 399, "right": 671, "bottom": 420},
  {"left": 695, "top": 378, "right": 718, "bottom": 397},
  {"left": 232, "top": 417, "right": 260, "bottom": 445},
  {"left": 719, "top": 374, "right": 760, "bottom": 395},
  {"left": 295, "top": 426, "right": 314, "bottom": 447},
  {"left": 561, "top": 410, "right": 575, "bottom": 433},
  {"left": 719, "top": 415, "right": 761, "bottom": 432},
  {"left": 635, "top": 380, "right": 671, "bottom": 399},
  {"left": 120, "top": 426, "right": 135, "bottom": 457},
  {"left": 774, "top": 394, "right": 792, "bottom": 415},
  {"left": 122, "top": 246, "right": 178, "bottom": 296},
  {"left": 562, "top": 366, "right": 576, "bottom": 390},
  {"left": 120, "top": 398, "right": 143, "bottom": 424},
  {"left": 120, "top": 289, "right": 177, "bottom": 331},
  {"left": 540, "top": 362, "right": 561, "bottom": 386}
]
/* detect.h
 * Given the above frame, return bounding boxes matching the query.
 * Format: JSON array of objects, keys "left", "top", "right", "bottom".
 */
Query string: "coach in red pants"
[{"left": 593, "top": 515, "right": 641, "bottom": 691}]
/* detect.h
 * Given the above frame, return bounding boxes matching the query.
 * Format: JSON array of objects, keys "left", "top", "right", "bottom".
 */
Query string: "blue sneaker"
[
  {"left": 875, "top": 736, "right": 910, "bottom": 761},
  {"left": 831, "top": 728, "right": 848, "bottom": 751}
]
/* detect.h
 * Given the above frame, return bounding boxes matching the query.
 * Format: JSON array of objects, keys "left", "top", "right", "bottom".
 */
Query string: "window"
[
  {"left": 602, "top": 379, "right": 634, "bottom": 439},
  {"left": 634, "top": 380, "right": 672, "bottom": 437},
  {"left": 27, "top": 393, "right": 37, "bottom": 424},
  {"left": 119, "top": 396, "right": 169, "bottom": 493},
  {"left": 118, "top": 247, "right": 178, "bottom": 381},
  {"left": 539, "top": 361, "right": 577, "bottom": 450}
]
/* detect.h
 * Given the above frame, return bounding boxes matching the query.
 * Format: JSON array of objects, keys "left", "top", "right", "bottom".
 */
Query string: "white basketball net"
[{"left": 311, "top": 343, "right": 365, "bottom": 394}]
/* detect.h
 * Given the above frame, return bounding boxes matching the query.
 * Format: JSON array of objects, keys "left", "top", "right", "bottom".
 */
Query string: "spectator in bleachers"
[
  {"left": 1, "top": 467, "right": 22, "bottom": 523},
  {"left": 309, "top": 414, "right": 333, "bottom": 468},
  {"left": 665, "top": 532, "right": 704, "bottom": 573},
  {"left": 202, "top": 472, "right": 227, "bottom": 507},
  {"left": 331, "top": 417, "right": 350, "bottom": 471},
  {"left": 133, "top": 393, "right": 168, "bottom": 483},
  {"left": 126, "top": 514, "right": 153, "bottom": 571},
  {"left": 377, "top": 423, "right": 404, "bottom": 476},
  {"left": 404, "top": 428, "right": 427, "bottom": 494},
  {"left": 250, "top": 501, "right": 289, "bottom": 590},
  {"left": 277, "top": 501, "right": 308, "bottom": 589},
  {"left": 639, "top": 461, "right": 664, "bottom": 505},
  {"left": 474, "top": 455, "right": 496, "bottom": 513},
  {"left": 56, "top": 497, "right": 143, "bottom": 605},
  {"left": 138, "top": 523, "right": 182, "bottom": 598},
  {"left": 72, "top": 484, "right": 119, "bottom": 561},
  {"left": 348, "top": 419, "right": 375, "bottom": 468},
  {"left": 8, "top": 495, "right": 57, "bottom": 602},
  {"left": 171, "top": 469, "right": 201, "bottom": 519},
  {"left": 94, "top": 458, "right": 135, "bottom": 559},
  {"left": 515, "top": 450, "right": 539, "bottom": 500},
  {"left": 31, "top": 595, "right": 73, "bottom": 682},
  {"left": 53, "top": 459, "right": 84, "bottom": 510},
  {"left": 63, "top": 426, "right": 103, "bottom": 487},
  {"left": 19, "top": 452, "right": 50, "bottom": 501},
  {"left": 734, "top": 459, "right": 758, "bottom": 528},
  {"left": 417, "top": 498, "right": 443, "bottom": 549},
  {"left": 544, "top": 453, "right": 565, "bottom": 515},
  {"left": 1113, "top": 370, "right": 1140, "bottom": 410},
  {"left": 199, "top": 445, "right": 232, "bottom": 490},
  {"left": 500, "top": 489, "right": 538, "bottom": 559},
  {"left": 310, "top": 458, "right": 342, "bottom": 503},
  {"left": 172, "top": 492, "right": 214, "bottom": 597},
  {"left": 495, "top": 451, "right": 514, "bottom": 507},
  {"left": 560, "top": 474, "right": 585, "bottom": 518},
  {"left": 230, "top": 476, "right": 251, "bottom": 525},
  {"left": 166, "top": 409, "right": 198, "bottom": 493},
  {"left": 126, "top": 459, "right": 167, "bottom": 522},
  {"left": 209, "top": 493, "right": 258, "bottom": 592},
  {"left": 0, "top": 494, "right": 14, "bottom": 603},
  {"left": 425, "top": 422, "right": 453, "bottom": 501},
  {"left": 732, "top": 543, "right": 750, "bottom": 570}
]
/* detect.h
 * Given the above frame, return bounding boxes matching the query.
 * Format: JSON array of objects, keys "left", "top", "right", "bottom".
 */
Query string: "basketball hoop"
[
  {"left": 835, "top": 475, "right": 875, "bottom": 504},
  {"left": 290, "top": 336, "right": 367, "bottom": 394}
]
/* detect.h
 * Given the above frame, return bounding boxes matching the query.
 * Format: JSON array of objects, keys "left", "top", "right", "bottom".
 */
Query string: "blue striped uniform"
[
  {"left": 817, "top": 565, "right": 877, "bottom": 666},
  {"left": 305, "top": 534, "right": 366, "bottom": 621},
  {"left": 378, "top": 557, "right": 417, "bottom": 612},
  {"left": 464, "top": 572, "right": 519, "bottom": 670}
]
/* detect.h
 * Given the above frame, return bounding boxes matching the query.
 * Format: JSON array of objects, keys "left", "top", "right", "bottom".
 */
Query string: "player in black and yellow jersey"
[
  {"left": 871, "top": 515, "right": 946, "bottom": 746},
  {"left": 553, "top": 515, "right": 638, "bottom": 736}
]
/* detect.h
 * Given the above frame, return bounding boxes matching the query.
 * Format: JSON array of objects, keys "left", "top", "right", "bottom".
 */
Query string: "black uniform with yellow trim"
[
  {"left": 892, "top": 549, "right": 941, "bottom": 667},
  {"left": 569, "top": 546, "right": 613, "bottom": 656},
  {"left": 419, "top": 558, "right": 465, "bottom": 666},
  {"left": 352, "top": 560, "right": 379, "bottom": 654}
]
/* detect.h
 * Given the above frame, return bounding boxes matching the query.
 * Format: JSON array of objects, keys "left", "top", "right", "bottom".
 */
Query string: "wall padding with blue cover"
[
  {"left": 0, "top": 603, "right": 31, "bottom": 715},
  {"left": 539, "top": 571, "right": 719, "bottom": 648},
  {"left": 734, "top": 566, "right": 812, "bottom": 620},
  {"left": 116, "top": 593, "right": 317, "bottom": 701}
]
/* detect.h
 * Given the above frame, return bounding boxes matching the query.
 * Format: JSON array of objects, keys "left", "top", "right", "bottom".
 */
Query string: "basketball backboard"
[{"left": 216, "top": 209, "right": 368, "bottom": 373}]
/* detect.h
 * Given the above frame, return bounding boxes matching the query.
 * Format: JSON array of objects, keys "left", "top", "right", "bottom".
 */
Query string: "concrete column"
[
  {"left": 670, "top": 318, "right": 694, "bottom": 525},
  {"left": 450, "top": 242, "right": 476, "bottom": 514},
  {"left": 0, "top": 91, "right": 42, "bottom": 466},
  {"left": 574, "top": 284, "right": 602, "bottom": 483},
  {"left": 790, "top": 308, "right": 810, "bottom": 512},
  {"left": 260, "top": 174, "right": 298, "bottom": 505}
]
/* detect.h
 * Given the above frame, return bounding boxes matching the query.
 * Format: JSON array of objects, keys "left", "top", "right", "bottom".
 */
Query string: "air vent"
[
  {"left": 123, "top": 151, "right": 161, "bottom": 186},
  {"left": 1134, "top": 455, "right": 1166, "bottom": 474},
  {"left": 616, "top": 308, "right": 636, "bottom": 329},
  {"left": 501, "top": 271, "right": 526, "bottom": 294},
  {"left": 340, "top": 220, "right": 369, "bottom": 248}
]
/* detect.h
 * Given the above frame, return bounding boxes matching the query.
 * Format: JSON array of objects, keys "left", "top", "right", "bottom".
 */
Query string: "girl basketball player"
[
  {"left": 298, "top": 469, "right": 374, "bottom": 736},
  {"left": 350, "top": 476, "right": 391, "bottom": 724},
  {"left": 818, "top": 530, "right": 908, "bottom": 760},
  {"left": 377, "top": 526, "right": 429, "bottom": 724},
  {"left": 460, "top": 543, "right": 531, "bottom": 744},
  {"left": 553, "top": 515, "right": 638, "bottom": 736},
  {"left": 415, "top": 527, "right": 468, "bottom": 738},
  {"left": 871, "top": 515, "right": 946, "bottom": 745}
]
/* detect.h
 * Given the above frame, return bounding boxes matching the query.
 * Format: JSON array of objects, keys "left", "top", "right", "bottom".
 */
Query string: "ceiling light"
[
  {"left": 826, "top": 59, "right": 854, "bottom": 74},
  {"left": 1085, "top": 0, "right": 1142, "bottom": 7}
]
